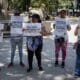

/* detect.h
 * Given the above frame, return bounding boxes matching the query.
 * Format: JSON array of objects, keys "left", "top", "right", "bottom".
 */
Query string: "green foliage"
[
  {"left": 7, "top": 0, "right": 75, "bottom": 13},
  {"left": 31, "top": 0, "right": 75, "bottom": 14},
  {"left": 7, "top": 0, "right": 31, "bottom": 11}
]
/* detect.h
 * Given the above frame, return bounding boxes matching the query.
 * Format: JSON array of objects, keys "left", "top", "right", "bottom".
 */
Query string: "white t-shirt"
[
  {"left": 54, "top": 17, "right": 70, "bottom": 40},
  {"left": 10, "top": 16, "right": 23, "bottom": 37}
]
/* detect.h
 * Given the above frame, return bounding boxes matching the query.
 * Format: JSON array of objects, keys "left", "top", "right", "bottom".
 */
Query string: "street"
[
  {"left": 0, "top": 24, "right": 80, "bottom": 80},
  {"left": 0, "top": 0, "right": 80, "bottom": 79}
]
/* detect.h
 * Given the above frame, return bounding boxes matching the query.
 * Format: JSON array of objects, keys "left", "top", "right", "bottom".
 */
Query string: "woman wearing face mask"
[
  {"left": 23, "top": 14, "right": 46, "bottom": 72},
  {"left": 8, "top": 9, "right": 25, "bottom": 67},
  {"left": 54, "top": 10, "right": 71, "bottom": 68}
]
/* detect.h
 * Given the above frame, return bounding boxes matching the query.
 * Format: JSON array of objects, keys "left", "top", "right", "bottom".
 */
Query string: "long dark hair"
[{"left": 32, "top": 14, "right": 41, "bottom": 23}]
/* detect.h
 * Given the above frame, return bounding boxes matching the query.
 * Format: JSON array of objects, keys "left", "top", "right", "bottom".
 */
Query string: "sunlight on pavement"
[
  {"left": 26, "top": 77, "right": 34, "bottom": 80},
  {"left": 54, "top": 75, "right": 65, "bottom": 80},
  {"left": 38, "top": 71, "right": 45, "bottom": 76},
  {"left": 6, "top": 72, "right": 24, "bottom": 77},
  {"left": 0, "top": 63, "right": 4, "bottom": 67}
]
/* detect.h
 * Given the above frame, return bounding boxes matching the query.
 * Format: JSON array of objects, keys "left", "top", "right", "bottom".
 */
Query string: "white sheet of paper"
[
  {"left": 11, "top": 16, "right": 23, "bottom": 35},
  {"left": 55, "top": 20, "right": 66, "bottom": 31},
  {"left": 0, "top": 24, "right": 4, "bottom": 42},
  {"left": 0, "top": 24, "right": 4, "bottom": 29},
  {"left": 11, "top": 22, "right": 22, "bottom": 34},
  {"left": 0, "top": 32, "right": 3, "bottom": 42},
  {"left": 55, "top": 18, "right": 67, "bottom": 36},
  {"left": 23, "top": 23, "right": 42, "bottom": 36}
]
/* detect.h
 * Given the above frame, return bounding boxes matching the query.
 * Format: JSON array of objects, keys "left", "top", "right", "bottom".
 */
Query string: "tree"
[
  {"left": 7, "top": 0, "right": 31, "bottom": 12},
  {"left": 6, "top": 0, "right": 75, "bottom": 14},
  {"left": 26, "top": 0, "right": 31, "bottom": 11},
  {"left": 31, "top": 0, "right": 61, "bottom": 15}
]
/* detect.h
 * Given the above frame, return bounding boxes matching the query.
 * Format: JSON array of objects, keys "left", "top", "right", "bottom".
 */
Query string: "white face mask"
[{"left": 29, "top": 18, "right": 32, "bottom": 22}]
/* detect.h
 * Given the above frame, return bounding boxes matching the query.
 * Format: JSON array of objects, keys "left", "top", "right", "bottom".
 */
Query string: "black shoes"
[
  {"left": 20, "top": 62, "right": 25, "bottom": 67},
  {"left": 27, "top": 67, "right": 43, "bottom": 72},
  {"left": 8, "top": 62, "right": 14, "bottom": 67},
  {"left": 61, "top": 62, "right": 65, "bottom": 68},
  {"left": 27, "top": 68, "right": 33, "bottom": 72},
  {"left": 54, "top": 61, "right": 59, "bottom": 67},
  {"left": 39, "top": 67, "right": 43, "bottom": 71},
  {"left": 75, "top": 73, "right": 80, "bottom": 77},
  {"left": 8, "top": 62, "right": 25, "bottom": 67},
  {"left": 54, "top": 61, "right": 65, "bottom": 68}
]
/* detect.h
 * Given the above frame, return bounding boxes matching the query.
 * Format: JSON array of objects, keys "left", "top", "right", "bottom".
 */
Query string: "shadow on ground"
[{"left": 0, "top": 38, "right": 79, "bottom": 80}]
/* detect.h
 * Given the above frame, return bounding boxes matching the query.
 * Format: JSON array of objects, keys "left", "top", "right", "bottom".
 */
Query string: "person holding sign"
[
  {"left": 8, "top": 9, "right": 25, "bottom": 67},
  {"left": 23, "top": 14, "right": 44, "bottom": 72},
  {"left": 74, "top": 19, "right": 80, "bottom": 77},
  {"left": 54, "top": 10, "right": 71, "bottom": 68}
]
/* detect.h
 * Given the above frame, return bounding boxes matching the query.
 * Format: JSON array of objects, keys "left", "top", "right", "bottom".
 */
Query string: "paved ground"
[{"left": 0, "top": 24, "right": 80, "bottom": 80}]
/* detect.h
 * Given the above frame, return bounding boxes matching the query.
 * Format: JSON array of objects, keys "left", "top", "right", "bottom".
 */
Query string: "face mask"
[
  {"left": 29, "top": 18, "right": 32, "bottom": 22},
  {"left": 14, "top": 13, "right": 20, "bottom": 16}
]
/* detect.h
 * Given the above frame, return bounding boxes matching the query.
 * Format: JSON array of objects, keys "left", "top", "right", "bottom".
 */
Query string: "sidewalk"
[{"left": 0, "top": 37, "right": 79, "bottom": 80}]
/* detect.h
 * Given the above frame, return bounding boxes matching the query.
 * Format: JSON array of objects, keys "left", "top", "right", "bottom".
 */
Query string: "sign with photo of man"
[{"left": 23, "top": 23, "right": 42, "bottom": 36}]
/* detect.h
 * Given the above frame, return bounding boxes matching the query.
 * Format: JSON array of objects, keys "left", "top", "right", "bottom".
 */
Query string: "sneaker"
[
  {"left": 20, "top": 62, "right": 25, "bottom": 67},
  {"left": 39, "top": 67, "right": 43, "bottom": 71},
  {"left": 61, "top": 62, "right": 65, "bottom": 68},
  {"left": 75, "top": 71, "right": 80, "bottom": 77},
  {"left": 8, "top": 62, "right": 14, "bottom": 67},
  {"left": 54, "top": 61, "right": 59, "bottom": 67},
  {"left": 27, "top": 68, "right": 33, "bottom": 72},
  {"left": 75, "top": 73, "right": 80, "bottom": 77}
]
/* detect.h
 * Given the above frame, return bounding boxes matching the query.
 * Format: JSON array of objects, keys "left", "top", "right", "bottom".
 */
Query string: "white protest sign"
[
  {"left": 55, "top": 19, "right": 67, "bottom": 32},
  {"left": 23, "top": 23, "right": 42, "bottom": 36},
  {"left": 55, "top": 18, "right": 68, "bottom": 37},
  {"left": 11, "top": 16, "right": 23, "bottom": 35},
  {"left": 0, "top": 24, "right": 4, "bottom": 42},
  {"left": 11, "top": 22, "right": 22, "bottom": 34}
]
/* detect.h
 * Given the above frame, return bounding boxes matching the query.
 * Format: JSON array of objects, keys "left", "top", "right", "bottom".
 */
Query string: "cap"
[
  {"left": 14, "top": 8, "right": 20, "bottom": 14},
  {"left": 58, "top": 9, "right": 67, "bottom": 13}
]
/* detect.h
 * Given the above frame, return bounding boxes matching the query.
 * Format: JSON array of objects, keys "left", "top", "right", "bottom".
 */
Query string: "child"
[
  {"left": 8, "top": 9, "right": 25, "bottom": 67},
  {"left": 54, "top": 9, "right": 71, "bottom": 68},
  {"left": 74, "top": 21, "right": 80, "bottom": 77},
  {"left": 23, "top": 14, "right": 44, "bottom": 72}
]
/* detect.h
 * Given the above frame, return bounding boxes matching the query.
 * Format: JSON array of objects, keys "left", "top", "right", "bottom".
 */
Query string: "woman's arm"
[
  {"left": 74, "top": 25, "right": 79, "bottom": 36},
  {"left": 53, "top": 24, "right": 55, "bottom": 29},
  {"left": 40, "top": 26, "right": 49, "bottom": 36},
  {"left": 67, "top": 25, "right": 71, "bottom": 31}
]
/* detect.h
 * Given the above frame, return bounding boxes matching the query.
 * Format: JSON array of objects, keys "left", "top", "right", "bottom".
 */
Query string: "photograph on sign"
[
  {"left": 23, "top": 23, "right": 42, "bottom": 36},
  {"left": 0, "top": 24, "right": 4, "bottom": 30},
  {"left": 11, "top": 22, "right": 23, "bottom": 35}
]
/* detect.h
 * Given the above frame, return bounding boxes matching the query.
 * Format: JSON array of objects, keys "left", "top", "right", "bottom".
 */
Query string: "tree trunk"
[{"left": 26, "top": 0, "right": 31, "bottom": 12}]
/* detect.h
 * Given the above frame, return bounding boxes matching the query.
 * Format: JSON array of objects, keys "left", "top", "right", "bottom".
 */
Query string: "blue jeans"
[
  {"left": 75, "top": 43, "right": 80, "bottom": 75},
  {"left": 10, "top": 36, "right": 23, "bottom": 63}
]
